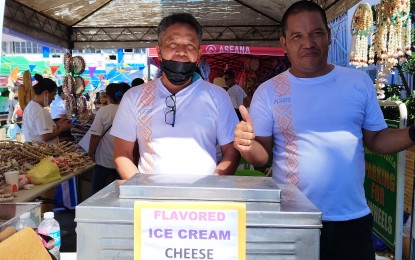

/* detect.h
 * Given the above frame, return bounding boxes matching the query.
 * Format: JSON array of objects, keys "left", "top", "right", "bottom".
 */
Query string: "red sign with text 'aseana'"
[{"left": 148, "top": 45, "right": 284, "bottom": 57}]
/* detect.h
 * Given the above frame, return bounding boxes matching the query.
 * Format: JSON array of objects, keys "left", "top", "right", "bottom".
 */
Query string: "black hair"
[
  {"left": 105, "top": 83, "right": 128, "bottom": 104},
  {"left": 281, "top": 1, "right": 329, "bottom": 37},
  {"left": 223, "top": 71, "right": 235, "bottom": 79},
  {"left": 157, "top": 13, "right": 202, "bottom": 44},
  {"left": 1, "top": 89, "right": 9, "bottom": 97},
  {"left": 195, "top": 67, "right": 202, "bottom": 77},
  {"left": 131, "top": 78, "right": 145, "bottom": 87},
  {"left": 119, "top": 82, "right": 131, "bottom": 90},
  {"left": 57, "top": 86, "right": 63, "bottom": 96},
  {"left": 119, "top": 82, "right": 131, "bottom": 93},
  {"left": 33, "top": 74, "right": 57, "bottom": 95}
]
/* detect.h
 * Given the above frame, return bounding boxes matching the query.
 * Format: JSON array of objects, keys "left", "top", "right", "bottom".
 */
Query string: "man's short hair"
[
  {"left": 223, "top": 71, "right": 235, "bottom": 79},
  {"left": 1, "top": 89, "right": 10, "bottom": 97},
  {"left": 281, "top": 1, "right": 328, "bottom": 37},
  {"left": 57, "top": 86, "right": 63, "bottom": 96},
  {"left": 157, "top": 13, "right": 203, "bottom": 44},
  {"left": 132, "top": 78, "right": 145, "bottom": 87}
]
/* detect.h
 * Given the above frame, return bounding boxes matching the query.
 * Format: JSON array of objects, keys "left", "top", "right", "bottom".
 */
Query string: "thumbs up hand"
[{"left": 234, "top": 105, "right": 255, "bottom": 152}]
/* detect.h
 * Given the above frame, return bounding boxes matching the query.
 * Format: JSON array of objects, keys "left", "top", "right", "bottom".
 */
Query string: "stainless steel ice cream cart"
[{"left": 76, "top": 174, "right": 322, "bottom": 259}]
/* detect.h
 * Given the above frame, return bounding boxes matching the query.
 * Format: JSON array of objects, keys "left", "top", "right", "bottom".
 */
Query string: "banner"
[
  {"left": 50, "top": 65, "right": 60, "bottom": 75},
  {"left": 10, "top": 66, "right": 19, "bottom": 81},
  {"left": 364, "top": 119, "right": 399, "bottom": 248},
  {"left": 148, "top": 45, "right": 284, "bottom": 57},
  {"left": 42, "top": 46, "right": 50, "bottom": 58},
  {"left": 28, "top": 64, "right": 36, "bottom": 72},
  {"left": 88, "top": 66, "right": 96, "bottom": 79},
  {"left": 117, "top": 49, "right": 124, "bottom": 63}
]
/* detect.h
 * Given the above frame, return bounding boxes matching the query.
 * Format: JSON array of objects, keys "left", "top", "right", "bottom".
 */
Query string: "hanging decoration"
[
  {"left": 63, "top": 53, "right": 73, "bottom": 73},
  {"left": 17, "top": 70, "right": 34, "bottom": 111},
  {"left": 371, "top": 0, "right": 411, "bottom": 99},
  {"left": 350, "top": 1, "right": 412, "bottom": 99},
  {"left": 73, "top": 56, "right": 86, "bottom": 75},
  {"left": 350, "top": 3, "right": 373, "bottom": 68},
  {"left": 62, "top": 53, "right": 90, "bottom": 118},
  {"left": 28, "top": 64, "right": 37, "bottom": 72},
  {"left": 10, "top": 66, "right": 19, "bottom": 82},
  {"left": 84, "top": 80, "right": 90, "bottom": 86},
  {"left": 50, "top": 65, "right": 60, "bottom": 75},
  {"left": 63, "top": 74, "right": 75, "bottom": 96},
  {"left": 88, "top": 66, "right": 96, "bottom": 79}
]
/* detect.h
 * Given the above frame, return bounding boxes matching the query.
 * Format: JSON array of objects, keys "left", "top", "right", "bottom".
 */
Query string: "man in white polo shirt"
[{"left": 111, "top": 13, "right": 240, "bottom": 178}]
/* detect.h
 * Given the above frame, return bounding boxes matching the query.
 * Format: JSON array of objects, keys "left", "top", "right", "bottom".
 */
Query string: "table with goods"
[{"left": 0, "top": 140, "right": 94, "bottom": 203}]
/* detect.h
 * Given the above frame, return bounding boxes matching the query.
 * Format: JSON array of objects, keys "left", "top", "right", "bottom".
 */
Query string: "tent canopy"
[{"left": 5, "top": 0, "right": 360, "bottom": 50}]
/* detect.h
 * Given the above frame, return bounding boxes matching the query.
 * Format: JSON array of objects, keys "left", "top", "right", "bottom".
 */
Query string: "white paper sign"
[{"left": 134, "top": 201, "right": 246, "bottom": 260}]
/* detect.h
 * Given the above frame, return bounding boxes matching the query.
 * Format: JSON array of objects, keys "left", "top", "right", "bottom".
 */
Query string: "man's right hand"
[
  {"left": 56, "top": 118, "right": 73, "bottom": 132},
  {"left": 234, "top": 105, "right": 255, "bottom": 152}
]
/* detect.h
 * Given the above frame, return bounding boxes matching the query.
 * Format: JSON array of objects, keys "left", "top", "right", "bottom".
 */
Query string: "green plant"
[{"left": 382, "top": 85, "right": 415, "bottom": 126}]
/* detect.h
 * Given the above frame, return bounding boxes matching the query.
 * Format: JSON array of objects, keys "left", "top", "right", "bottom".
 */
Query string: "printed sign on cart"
[{"left": 134, "top": 201, "right": 246, "bottom": 260}]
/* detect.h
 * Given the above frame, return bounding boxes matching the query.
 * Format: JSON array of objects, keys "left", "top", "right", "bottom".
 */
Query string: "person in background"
[
  {"left": 119, "top": 82, "right": 131, "bottom": 90},
  {"left": 50, "top": 86, "right": 67, "bottom": 120},
  {"left": 223, "top": 70, "right": 251, "bottom": 120},
  {"left": 22, "top": 74, "right": 72, "bottom": 213},
  {"left": 112, "top": 12, "right": 240, "bottom": 179},
  {"left": 6, "top": 90, "right": 19, "bottom": 139},
  {"left": 94, "top": 91, "right": 110, "bottom": 113},
  {"left": 233, "top": 1, "right": 415, "bottom": 259},
  {"left": 212, "top": 76, "right": 227, "bottom": 90},
  {"left": 99, "top": 91, "right": 110, "bottom": 106},
  {"left": 22, "top": 74, "right": 72, "bottom": 144},
  {"left": 131, "top": 78, "right": 145, "bottom": 87},
  {"left": 50, "top": 86, "right": 74, "bottom": 142},
  {"left": 198, "top": 59, "right": 211, "bottom": 81},
  {"left": 12, "top": 102, "right": 23, "bottom": 129},
  {"left": 6, "top": 90, "right": 18, "bottom": 125},
  {"left": 88, "top": 83, "right": 128, "bottom": 194}
]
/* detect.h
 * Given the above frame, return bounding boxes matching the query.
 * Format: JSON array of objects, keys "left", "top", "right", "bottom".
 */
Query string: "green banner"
[{"left": 364, "top": 120, "right": 399, "bottom": 249}]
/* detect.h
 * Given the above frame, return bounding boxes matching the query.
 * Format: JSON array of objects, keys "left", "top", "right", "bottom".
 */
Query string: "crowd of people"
[{"left": 2, "top": 1, "right": 414, "bottom": 258}]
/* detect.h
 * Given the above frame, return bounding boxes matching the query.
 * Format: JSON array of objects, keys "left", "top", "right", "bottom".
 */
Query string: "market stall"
[
  {"left": 1, "top": 1, "right": 366, "bottom": 258},
  {"left": 0, "top": 140, "right": 94, "bottom": 203},
  {"left": 149, "top": 44, "right": 289, "bottom": 95}
]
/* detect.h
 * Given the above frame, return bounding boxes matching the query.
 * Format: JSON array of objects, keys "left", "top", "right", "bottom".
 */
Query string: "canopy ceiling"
[{"left": 4, "top": 0, "right": 360, "bottom": 50}]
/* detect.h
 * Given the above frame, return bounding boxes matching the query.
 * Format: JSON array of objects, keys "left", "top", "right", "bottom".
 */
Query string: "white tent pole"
[{"left": 0, "top": 0, "right": 6, "bottom": 57}]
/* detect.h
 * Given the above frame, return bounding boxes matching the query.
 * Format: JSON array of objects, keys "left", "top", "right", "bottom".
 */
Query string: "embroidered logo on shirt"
[{"left": 272, "top": 74, "right": 300, "bottom": 188}]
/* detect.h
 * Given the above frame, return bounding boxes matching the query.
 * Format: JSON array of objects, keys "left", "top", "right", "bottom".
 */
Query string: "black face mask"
[{"left": 161, "top": 59, "right": 197, "bottom": 86}]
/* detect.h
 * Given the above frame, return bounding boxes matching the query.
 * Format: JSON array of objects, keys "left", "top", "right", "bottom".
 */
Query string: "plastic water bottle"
[
  {"left": 38, "top": 212, "right": 61, "bottom": 259},
  {"left": 15, "top": 212, "right": 37, "bottom": 230}
]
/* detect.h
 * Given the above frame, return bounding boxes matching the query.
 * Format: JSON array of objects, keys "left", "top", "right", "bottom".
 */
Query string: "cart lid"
[
  {"left": 119, "top": 174, "right": 281, "bottom": 203},
  {"left": 77, "top": 181, "right": 322, "bottom": 227}
]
